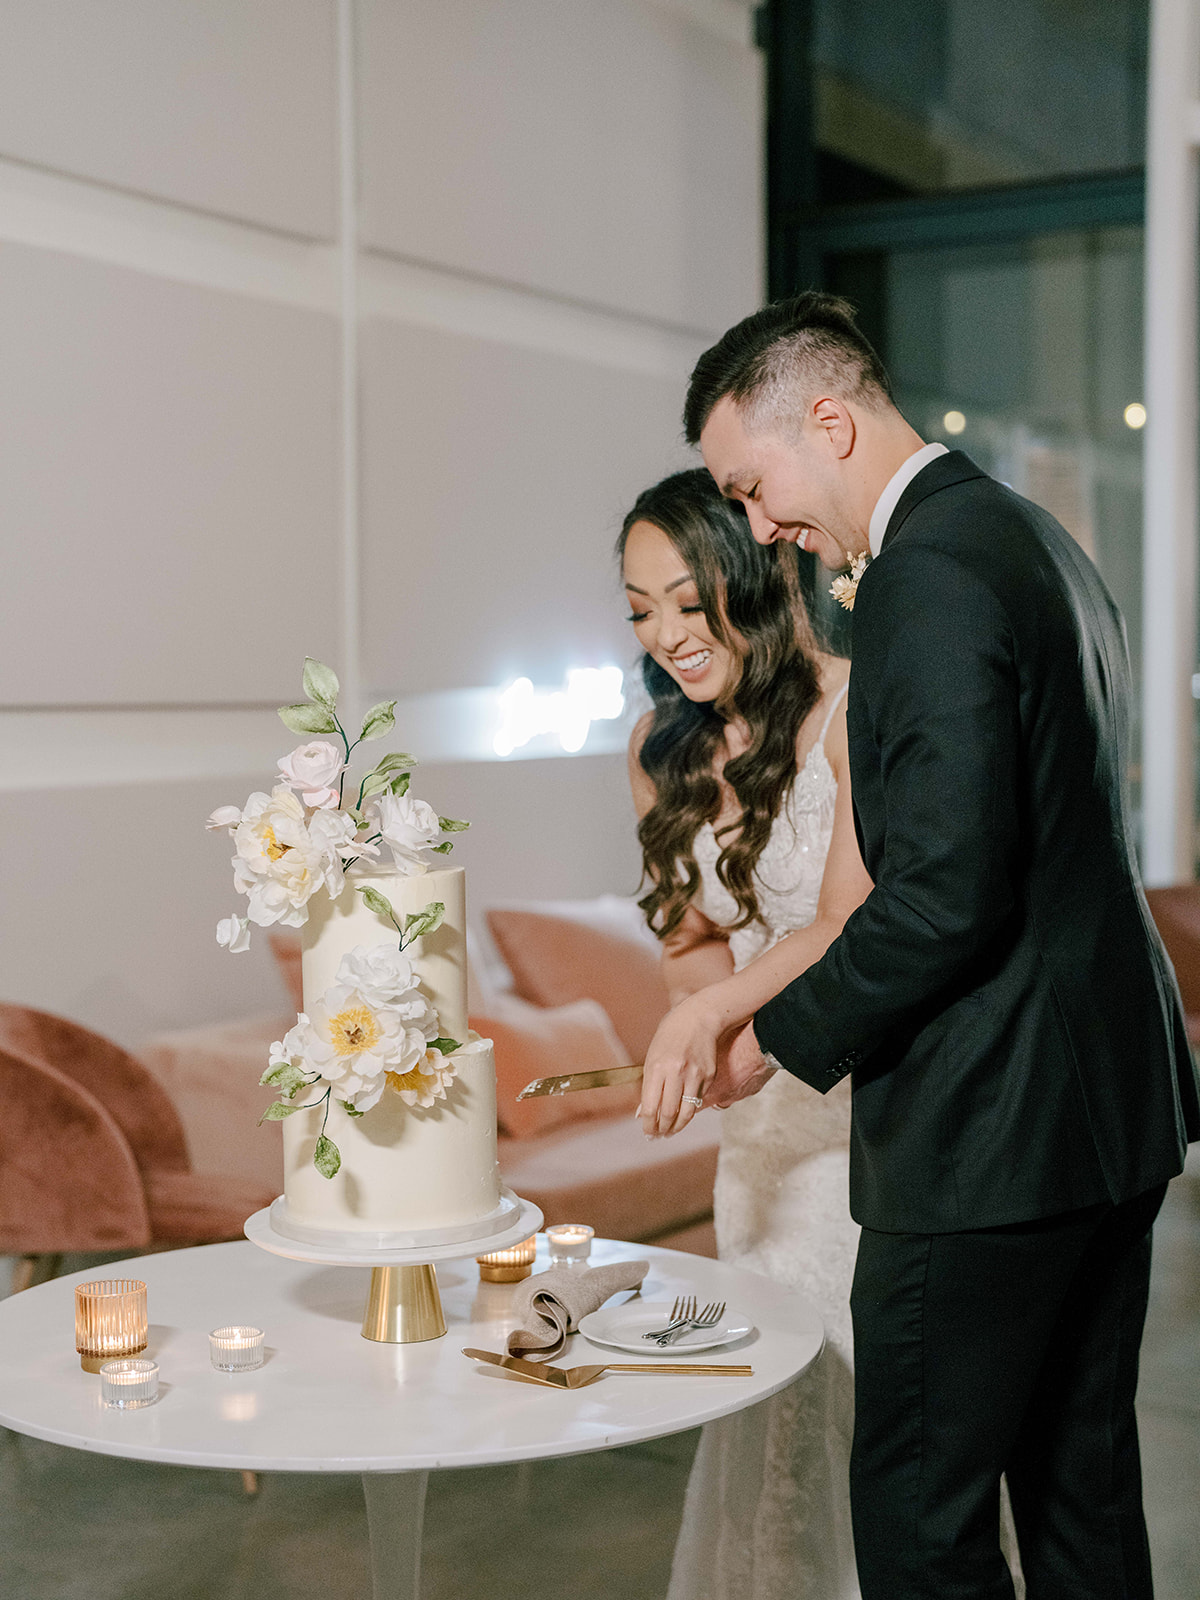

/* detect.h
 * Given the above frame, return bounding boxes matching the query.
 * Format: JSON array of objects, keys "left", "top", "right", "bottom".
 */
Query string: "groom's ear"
[{"left": 812, "top": 396, "right": 856, "bottom": 460}]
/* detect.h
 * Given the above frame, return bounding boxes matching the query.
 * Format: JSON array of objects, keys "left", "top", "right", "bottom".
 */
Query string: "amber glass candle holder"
[
  {"left": 75, "top": 1279, "right": 148, "bottom": 1373},
  {"left": 476, "top": 1236, "right": 537, "bottom": 1283}
]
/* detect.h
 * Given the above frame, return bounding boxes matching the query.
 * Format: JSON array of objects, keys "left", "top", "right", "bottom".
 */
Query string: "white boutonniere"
[{"left": 829, "top": 553, "right": 871, "bottom": 612}]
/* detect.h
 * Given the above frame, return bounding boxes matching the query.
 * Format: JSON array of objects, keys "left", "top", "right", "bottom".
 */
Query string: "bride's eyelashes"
[{"left": 626, "top": 610, "right": 650, "bottom": 623}]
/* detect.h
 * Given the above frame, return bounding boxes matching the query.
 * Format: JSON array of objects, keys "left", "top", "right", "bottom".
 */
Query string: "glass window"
[
  {"left": 829, "top": 224, "right": 1146, "bottom": 767},
  {"left": 812, "top": 0, "right": 1149, "bottom": 201}
]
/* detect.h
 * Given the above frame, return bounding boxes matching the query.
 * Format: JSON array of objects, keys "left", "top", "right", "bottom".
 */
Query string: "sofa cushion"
[
  {"left": 498, "top": 1110, "right": 720, "bottom": 1243},
  {"left": 268, "top": 930, "right": 304, "bottom": 1011},
  {"left": 471, "top": 994, "right": 639, "bottom": 1139},
  {"left": 486, "top": 905, "right": 669, "bottom": 1060},
  {"left": 140, "top": 1014, "right": 290, "bottom": 1192}
]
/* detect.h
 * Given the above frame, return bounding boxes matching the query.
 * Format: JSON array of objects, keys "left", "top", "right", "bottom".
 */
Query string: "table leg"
[{"left": 362, "top": 1470, "right": 429, "bottom": 1600}]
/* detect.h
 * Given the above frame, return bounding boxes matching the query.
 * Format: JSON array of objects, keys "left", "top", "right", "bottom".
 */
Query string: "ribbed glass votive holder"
[
  {"left": 75, "top": 1279, "right": 148, "bottom": 1373},
  {"left": 476, "top": 1236, "right": 537, "bottom": 1283},
  {"left": 209, "top": 1326, "right": 265, "bottom": 1372},
  {"left": 99, "top": 1358, "right": 159, "bottom": 1409}
]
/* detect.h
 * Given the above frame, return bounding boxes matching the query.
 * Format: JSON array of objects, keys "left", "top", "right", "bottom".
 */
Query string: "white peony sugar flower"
[
  {"left": 269, "top": 947, "right": 442, "bottom": 1113},
  {"left": 232, "top": 785, "right": 364, "bottom": 928}
]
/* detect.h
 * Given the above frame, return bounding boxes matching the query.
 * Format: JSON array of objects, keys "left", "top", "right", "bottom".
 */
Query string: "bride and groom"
[{"left": 615, "top": 293, "right": 1200, "bottom": 1599}]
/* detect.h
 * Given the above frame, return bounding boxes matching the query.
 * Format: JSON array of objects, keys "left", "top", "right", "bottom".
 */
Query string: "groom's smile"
[{"left": 699, "top": 394, "right": 863, "bottom": 571}]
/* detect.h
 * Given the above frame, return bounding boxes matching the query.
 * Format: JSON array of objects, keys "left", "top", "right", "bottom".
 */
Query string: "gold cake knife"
[{"left": 516, "top": 1063, "right": 643, "bottom": 1101}]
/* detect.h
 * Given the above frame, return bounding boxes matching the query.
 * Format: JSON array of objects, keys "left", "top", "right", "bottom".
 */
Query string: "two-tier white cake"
[{"left": 271, "top": 866, "right": 519, "bottom": 1250}]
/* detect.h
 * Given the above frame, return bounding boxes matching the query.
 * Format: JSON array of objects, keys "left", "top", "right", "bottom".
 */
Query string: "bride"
[{"left": 618, "top": 467, "right": 870, "bottom": 1600}]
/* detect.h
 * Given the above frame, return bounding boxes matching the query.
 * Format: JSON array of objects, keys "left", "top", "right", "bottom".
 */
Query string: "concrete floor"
[{"left": 2, "top": 1168, "right": 1197, "bottom": 1599}]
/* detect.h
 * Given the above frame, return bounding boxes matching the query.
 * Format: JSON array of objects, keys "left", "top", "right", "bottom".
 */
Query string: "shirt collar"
[{"left": 867, "top": 442, "right": 950, "bottom": 557}]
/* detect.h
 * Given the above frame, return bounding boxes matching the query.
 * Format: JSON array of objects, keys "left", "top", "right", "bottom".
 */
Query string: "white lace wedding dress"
[{"left": 667, "top": 687, "right": 861, "bottom": 1600}]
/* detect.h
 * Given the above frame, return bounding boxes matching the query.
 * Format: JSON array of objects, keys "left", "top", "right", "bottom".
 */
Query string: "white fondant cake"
[{"left": 275, "top": 867, "right": 513, "bottom": 1247}]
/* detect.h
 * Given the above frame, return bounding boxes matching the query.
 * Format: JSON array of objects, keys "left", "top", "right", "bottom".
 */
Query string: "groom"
[{"left": 664, "top": 293, "right": 1200, "bottom": 1598}]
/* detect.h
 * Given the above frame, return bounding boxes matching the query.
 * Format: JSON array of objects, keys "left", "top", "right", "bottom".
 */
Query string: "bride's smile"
[{"left": 621, "top": 518, "right": 735, "bottom": 702}]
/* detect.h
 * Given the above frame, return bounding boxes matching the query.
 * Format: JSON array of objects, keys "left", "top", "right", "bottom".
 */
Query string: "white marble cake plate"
[{"left": 245, "top": 1195, "right": 544, "bottom": 1267}]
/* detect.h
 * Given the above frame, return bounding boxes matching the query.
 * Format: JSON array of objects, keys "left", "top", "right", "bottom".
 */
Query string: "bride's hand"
[{"left": 638, "top": 994, "right": 723, "bottom": 1138}]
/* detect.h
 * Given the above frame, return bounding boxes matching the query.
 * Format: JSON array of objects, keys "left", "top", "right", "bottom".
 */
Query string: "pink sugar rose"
[{"left": 277, "top": 740, "right": 347, "bottom": 809}]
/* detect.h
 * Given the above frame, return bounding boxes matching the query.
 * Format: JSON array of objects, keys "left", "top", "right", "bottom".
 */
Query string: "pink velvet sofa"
[{"left": 140, "top": 898, "right": 719, "bottom": 1254}]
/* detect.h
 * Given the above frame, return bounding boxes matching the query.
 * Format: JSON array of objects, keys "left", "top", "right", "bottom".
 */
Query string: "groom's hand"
[{"left": 704, "top": 1021, "right": 777, "bottom": 1109}]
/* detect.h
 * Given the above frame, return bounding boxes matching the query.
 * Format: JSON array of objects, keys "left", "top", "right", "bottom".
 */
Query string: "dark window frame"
[{"left": 757, "top": 0, "right": 1147, "bottom": 306}]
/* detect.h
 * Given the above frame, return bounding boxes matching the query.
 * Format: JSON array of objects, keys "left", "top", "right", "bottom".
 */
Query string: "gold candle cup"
[
  {"left": 476, "top": 1236, "right": 537, "bottom": 1283},
  {"left": 75, "top": 1278, "right": 148, "bottom": 1373}
]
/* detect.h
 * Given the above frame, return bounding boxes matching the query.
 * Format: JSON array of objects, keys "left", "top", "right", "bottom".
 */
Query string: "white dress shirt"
[{"left": 867, "top": 442, "right": 950, "bottom": 557}]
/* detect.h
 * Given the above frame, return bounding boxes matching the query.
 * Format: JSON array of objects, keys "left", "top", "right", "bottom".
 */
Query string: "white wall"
[{"left": 0, "top": 0, "right": 762, "bottom": 1047}]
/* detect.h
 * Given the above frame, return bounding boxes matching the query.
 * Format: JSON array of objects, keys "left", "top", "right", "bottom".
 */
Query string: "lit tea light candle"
[
  {"left": 546, "top": 1224, "right": 594, "bottom": 1268},
  {"left": 209, "top": 1325, "right": 265, "bottom": 1373},
  {"left": 99, "top": 1357, "right": 159, "bottom": 1410},
  {"left": 75, "top": 1279, "right": 148, "bottom": 1373},
  {"left": 476, "top": 1236, "right": 537, "bottom": 1283}
]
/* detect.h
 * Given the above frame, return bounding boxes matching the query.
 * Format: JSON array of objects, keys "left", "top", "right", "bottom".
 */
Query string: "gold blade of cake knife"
[{"left": 516, "top": 1063, "right": 644, "bottom": 1100}]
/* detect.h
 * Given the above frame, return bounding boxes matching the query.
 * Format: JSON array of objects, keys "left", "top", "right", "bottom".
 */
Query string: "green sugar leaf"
[
  {"left": 438, "top": 816, "right": 470, "bottom": 833},
  {"left": 428, "top": 1036, "right": 460, "bottom": 1056},
  {"left": 357, "top": 884, "right": 396, "bottom": 922},
  {"left": 260, "top": 1060, "right": 308, "bottom": 1097},
  {"left": 403, "top": 902, "right": 445, "bottom": 941},
  {"left": 358, "top": 769, "right": 392, "bottom": 805},
  {"left": 279, "top": 702, "right": 338, "bottom": 736},
  {"left": 259, "top": 1101, "right": 303, "bottom": 1123},
  {"left": 390, "top": 772, "right": 412, "bottom": 798},
  {"left": 314, "top": 1133, "right": 341, "bottom": 1179},
  {"left": 374, "top": 751, "right": 417, "bottom": 773},
  {"left": 430, "top": 840, "right": 453, "bottom": 854},
  {"left": 340, "top": 1100, "right": 365, "bottom": 1118},
  {"left": 360, "top": 700, "right": 397, "bottom": 741},
  {"left": 302, "top": 657, "right": 340, "bottom": 710}
]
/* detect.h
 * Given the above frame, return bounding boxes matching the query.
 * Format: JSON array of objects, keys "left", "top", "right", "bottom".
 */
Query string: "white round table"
[{"left": 0, "top": 1236, "right": 824, "bottom": 1599}]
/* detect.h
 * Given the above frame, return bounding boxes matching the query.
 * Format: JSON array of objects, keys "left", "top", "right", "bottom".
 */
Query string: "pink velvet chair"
[{"left": 0, "top": 1004, "right": 276, "bottom": 1293}]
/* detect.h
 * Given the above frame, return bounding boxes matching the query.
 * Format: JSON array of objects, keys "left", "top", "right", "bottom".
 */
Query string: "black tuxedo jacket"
[{"left": 755, "top": 451, "right": 1200, "bottom": 1232}]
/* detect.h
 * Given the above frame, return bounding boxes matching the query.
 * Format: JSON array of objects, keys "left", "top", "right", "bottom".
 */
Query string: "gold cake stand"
[{"left": 244, "top": 1196, "right": 543, "bottom": 1344}]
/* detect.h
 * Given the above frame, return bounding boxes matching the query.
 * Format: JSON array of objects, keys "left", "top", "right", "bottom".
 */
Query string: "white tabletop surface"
[{"left": 0, "top": 1237, "right": 824, "bottom": 1474}]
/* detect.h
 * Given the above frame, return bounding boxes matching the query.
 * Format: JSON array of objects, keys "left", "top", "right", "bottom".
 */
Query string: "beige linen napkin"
[{"left": 506, "top": 1260, "right": 649, "bottom": 1359}]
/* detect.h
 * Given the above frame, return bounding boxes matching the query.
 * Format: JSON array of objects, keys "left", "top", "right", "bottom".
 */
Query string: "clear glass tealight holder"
[
  {"left": 75, "top": 1278, "right": 148, "bottom": 1373},
  {"left": 476, "top": 1236, "right": 537, "bottom": 1283},
  {"left": 546, "top": 1223, "right": 594, "bottom": 1268},
  {"left": 209, "top": 1326, "right": 265, "bottom": 1373},
  {"left": 100, "top": 1358, "right": 159, "bottom": 1410}
]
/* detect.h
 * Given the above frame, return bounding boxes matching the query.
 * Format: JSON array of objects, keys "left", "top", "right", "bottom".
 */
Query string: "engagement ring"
[{"left": 682, "top": 1095, "right": 703, "bottom": 1108}]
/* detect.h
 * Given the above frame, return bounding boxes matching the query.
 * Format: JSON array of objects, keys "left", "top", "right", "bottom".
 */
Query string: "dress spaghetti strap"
[{"left": 816, "top": 679, "right": 849, "bottom": 748}]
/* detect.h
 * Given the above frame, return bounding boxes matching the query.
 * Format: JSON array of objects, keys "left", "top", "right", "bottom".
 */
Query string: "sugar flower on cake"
[
  {"left": 386, "top": 1043, "right": 458, "bottom": 1109},
  {"left": 282, "top": 944, "right": 444, "bottom": 1113},
  {"left": 216, "top": 914, "right": 251, "bottom": 953},
  {"left": 370, "top": 791, "right": 445, "bottom": 875},
  {"left": 276, "top": 740, "right": 347, "bottom": 810},
  {"left": 228, "top": 786, "right": 364, "bottom": 929}
]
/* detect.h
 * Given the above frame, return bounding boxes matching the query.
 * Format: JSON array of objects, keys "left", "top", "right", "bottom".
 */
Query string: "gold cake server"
[
  {"left": 516, "top": 1063, "right": 643, "bottom": 1100},
  {"left": 462, "top": 1348, "right": 752, "bottom": 1389}
]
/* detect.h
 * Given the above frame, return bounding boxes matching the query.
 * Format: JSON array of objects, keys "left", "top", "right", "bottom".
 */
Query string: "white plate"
[{"left": 578, "top": 1300, "right": 754, "bottom": 1355}]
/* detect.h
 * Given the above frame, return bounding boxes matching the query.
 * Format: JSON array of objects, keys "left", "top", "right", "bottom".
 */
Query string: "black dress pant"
[{"left": 849, "top": 1184, "right": 1166, "bottom": 1599}]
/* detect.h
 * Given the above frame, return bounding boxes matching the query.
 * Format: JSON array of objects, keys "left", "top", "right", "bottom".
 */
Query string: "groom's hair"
[{"left": 683, "top": 291, "right": 893, "bottom": 445}]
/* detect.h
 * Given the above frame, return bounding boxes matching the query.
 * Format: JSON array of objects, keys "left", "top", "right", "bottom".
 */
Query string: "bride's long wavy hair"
[{"left": 618, "top": 468, "right": 822, "bottom": 939}]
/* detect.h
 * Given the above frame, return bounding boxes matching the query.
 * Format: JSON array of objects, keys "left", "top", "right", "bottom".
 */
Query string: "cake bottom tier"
[{"left": 276, "top": 1035, "right": 509, "bottom": 1248}]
